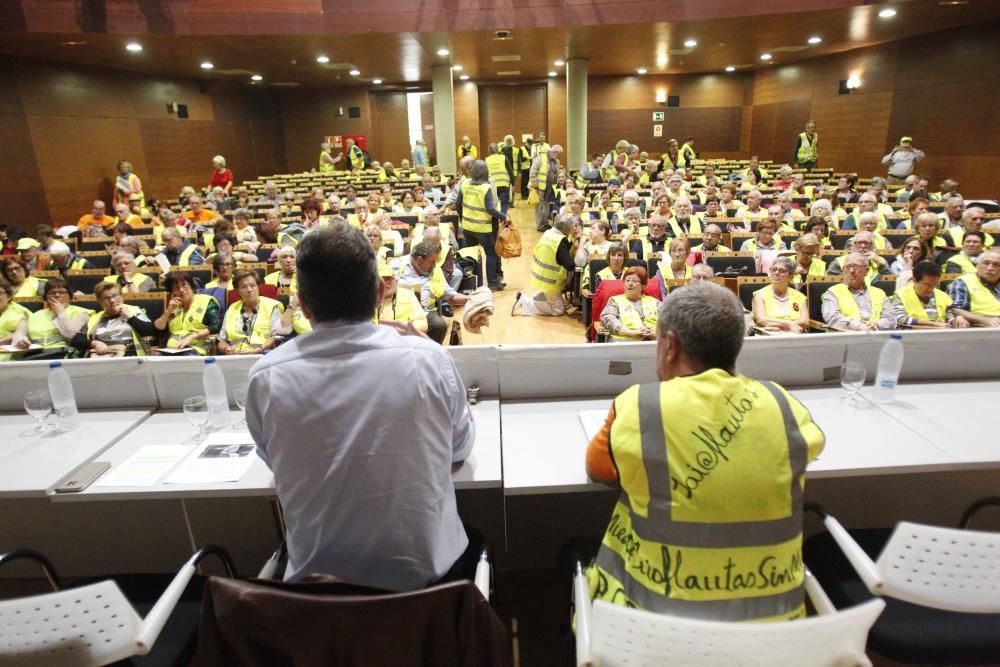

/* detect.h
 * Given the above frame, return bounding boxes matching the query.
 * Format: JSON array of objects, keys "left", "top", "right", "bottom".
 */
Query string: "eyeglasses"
[
  {"left": 769, "top": 267, "right": 790, "bottom": 275},
  {"left": 853, "top": 241, "right": 873, "bottom": 247},
  {"left": 844, "top": 265, "right": 867, "bottom": 272}
]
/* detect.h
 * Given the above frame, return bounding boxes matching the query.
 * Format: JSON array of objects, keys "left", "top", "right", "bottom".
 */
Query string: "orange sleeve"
[{"left": 585, "top": 405, "right": 620, "bottom": 486}]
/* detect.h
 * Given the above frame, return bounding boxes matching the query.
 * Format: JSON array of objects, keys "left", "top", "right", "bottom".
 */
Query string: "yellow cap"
[
  {"left": 16, "top": 237, "right": 40, "bottom": 250},
  {"left": 377, "top": 262, "right": 395, "bottom": 278}
]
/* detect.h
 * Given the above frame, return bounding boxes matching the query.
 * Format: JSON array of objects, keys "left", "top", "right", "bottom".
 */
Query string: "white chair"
[
  {"left": 0, "top": 546, "right": 236, "bottom": 667},
  {"left": 573, "top": 562, "right": 885, "bottom": 667}
]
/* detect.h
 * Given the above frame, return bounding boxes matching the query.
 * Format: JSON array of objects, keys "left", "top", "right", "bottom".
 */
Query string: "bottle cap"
[
  {"left": 204, "top": 357, "right": 217, "bottom": 364},
  {"left": 49, "top": 361, "right": 62, "bottom": 368},
  {"left": 890, "top": 333, "right": 902, "bottom": 340}
]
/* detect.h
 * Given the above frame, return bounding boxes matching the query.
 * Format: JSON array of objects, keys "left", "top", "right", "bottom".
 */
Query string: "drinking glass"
[
  {"left": 182, "top": 396, "right": 209, "bottom": 443},
  {"left": 23, "top": 389, "right": 55, "bottom": 435},
  {"left": 840, "top": 362, "right": 866, "bottom": 406},
  {"left": 232, "top": 382, "right": 249, "bottom": 429}
]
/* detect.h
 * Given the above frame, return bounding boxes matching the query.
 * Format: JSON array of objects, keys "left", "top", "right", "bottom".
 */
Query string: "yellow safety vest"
[
  {"left": 86, "top": 306, "right": 146, "bottom": 355},
  {"left": 792, "top": 258, "right": 826, "bottom": 285},
  {"left": 668, "top": 217, "right": 702, "bottom": 238},
  {"left": 947, "top": 254, "right": 977, "bottom": 274},
  {"left": 485, "top": 154, "right": 510, "bottom": 188},
  {"left": 319, "top": 151, "right": 335, "bottom": 173},
  {"left": 223, "top": 296, "right": 282, "bottom": 353},
  {"left": 679, "top": 143, "right": 697, "bottom": 167},
  {"left": 530, "top": 227, "right": 568, "bottom": 295},
  {"left": 265, "top": 271, "right": 297, "bottom": 293},
  {"left": 588, "top": 370, "right": 824, "bottom": 621},
  {"left": 0, "top": 302, "right": 31, "bottom": 362},
  {"left": 425, "top": 268, "right": 447, "bottom": 310},
  {"left": 167, "top": 293, "right": 217, "bottom": 355},
  {"left": 958, "top": 274, "right": 1000, "bottom": 316},
  {"left": 14, "top": 276, "right": 46, "bottom": 298},
  {"left": 535, "top": 147, "right": 551, "bottom": 191},
  {"left": 290, "top": 307, "right": 312, "bottom": 335},
  {"left": 609, "top": 294, "right": 659, "bottom": 341},
  {"left": 460, "top": 181, "right": 494, "bottom": 234},
  {"left": 829, "top": 282, "right": 887, "bottom": 324},
  {"left": 519, "top": 146, "right": 532, "bottom": 170},
  {"left": 898, "top": 285, "right": 952, "bottom": 323},
  {"left": 948, "top": 227, "right": 994, "bottom": 248},
  {"left": 458, "top": 144, "right": 478, "bottom": 159},
  {"left": 758, "top": 285, "right": 806, "bottom": 321},
  {"left": 348, "top": 145, "right": 365, "bottom": 170},
  {"left": 831, "top": 256, "right": 880, "bottom": 285},
  {"left": 102, "top": 273, "right": 155, "bottom": 295},
  {"left": 796, "top": 132, "right": 818, "bottom": 164},
  {"left": 377, "top": 288, "right": 424, "bottom": 326},
  {"left": 175, "top": 243, "right": 199, "bottom": 267},
  {"left": 657, "top": 262, "right": 692, "bottom": 280},
  {"left": 27, "top": 304, "right": 93, "bottom": 349}
]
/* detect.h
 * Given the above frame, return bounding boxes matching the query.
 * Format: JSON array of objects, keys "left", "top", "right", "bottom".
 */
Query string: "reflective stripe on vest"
[
  {"left": 796, "top": 132, "right": 818, "bottom": 163},
  {"left": 829, "top": 282, "right": 887, "bottom": 323},
  {"left": 485, "top": 154, "right": 510, "bottom": 188},
  {"left": 536, "top": 152, "right": 551, "bottom": 192},
  {"left": 224, "top": 297, "right": 281, "bottom": 352},
  {"left": 609, "top": 294, "right": 659, "bottom": 341},
  {"left": 959, "top": 274, "right": 1000, "bottom": 316},
  {"left": 668, "top": 217, "right": 702, "bottom": 239},
  {"left": 167, "top": 293, "right": 216, "bottom": 355},
  {"left": 590, "top": 376, "right": 811, "bottom": 621},
  {"left": 530, "top": 227, "right": 567, "bottom": 294},
  {"left": 460, "top": 181, "right": 493, "bottom": 234},
  {"left": 899, "top": 285, "right": 951, "bottom": 323},
  {"left": 759, "top": 285, "right": 806, "bottom": 321},
  {"left": 86, "top": 306, "right": 145, "bottom": 355},
  {"left": 178, "top": 244, "right": 198, "bottom": 267},
  {"left": 348, "top": 146, "right": 365, "bottom": 170}
]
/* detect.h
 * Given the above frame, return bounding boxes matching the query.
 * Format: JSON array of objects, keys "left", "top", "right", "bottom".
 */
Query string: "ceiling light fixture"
[
  {"left": 878, "top": 7, "right": 897, "bottom": 17},
  {"left": 372, "top": 79, "right": 383, "bottom": 84},
  {"left": 200, "top": 62, "right": 214, "bottom": 70},
  {"left": 125, "top": 42, "right": 143, "bottom": 52},
  {"left": 725, "top": 66, "right": 736, "bottom": 72},
  {"left": 251, "top": 74, "right": 263, "bottom": 81},
  {"left": 349, "top": 69, "right": 360, "bottom": 76},
  {"left": 683, "top": 39, "right": 698, "bottom": 48},
  {"left": 436, "top": 48, "right": 450, "bottom": 56},
  {"left": 460, "top": 74, "right": 470, "bottom": 80},
  {"left": 636, "top": 67, "right": 647, "bottom": 74},
  {"left": 548, "top": 71, "right": 557, "bottom": 77},
  {"left": 451, "top": 65, "right": 463, "bottom": 71},
  {"left": 760, "top": 53, "right": 772, "bottom": 61},
  {"left": 316, "top": 55, "right": 330, "bottom": 64},
  {"left": 808, "top": 36, "right": 822, "bottom": 45},
  {"left": 554, "top": 60, "right": 565, "bottom": 66}
]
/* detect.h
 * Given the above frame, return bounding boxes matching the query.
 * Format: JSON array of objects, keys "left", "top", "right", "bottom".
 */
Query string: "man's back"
[{"left": 247, "top": 321, "right": 474, "bottom": 591}]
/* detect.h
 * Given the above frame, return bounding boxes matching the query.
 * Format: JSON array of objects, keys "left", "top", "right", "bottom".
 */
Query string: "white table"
[
  {"left": 454, "top": 400, "right": 502, "bottom": 490},
  {"left": 0, "top": 410, "right": 152, "bottom": 498}
]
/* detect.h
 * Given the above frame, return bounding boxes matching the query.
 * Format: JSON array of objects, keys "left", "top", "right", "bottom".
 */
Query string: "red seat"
[{"left": 590, "top": 280, "right": 661, "bottom": 342}]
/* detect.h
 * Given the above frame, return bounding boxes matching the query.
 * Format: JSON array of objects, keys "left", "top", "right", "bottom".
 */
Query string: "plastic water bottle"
[
  {"left": 872, "top": 333, "right": 904, "bottom": 403},
  {"left": 203, "top": 358, "right": 231, "bottom": 430},
  {"left": 48, "top": 361, "right": 80, "bottom": 432}
]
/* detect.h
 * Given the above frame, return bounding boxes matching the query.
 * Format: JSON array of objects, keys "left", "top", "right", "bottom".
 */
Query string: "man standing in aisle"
[
  {"left": 585, "top": 282, "right": 824, "bottom": 618},
  {"left": 456, "top": 160, "right": 509, "bottom": 291},
  {"left": 518, "top": 138, "right": 534, "bottom": 203},
  {"left": 882, "top": 136, "right": 925, "bottom": 186},
  {"left": 793, "top": 120, "right": 819, "bottom": 170},
  {"left": 485, "top": 143, "right": 512, "bottom": 216},
  {"left": 529, "top": 143, "right": 562, "bottom": 232},
  {"left": 247, "top": 223, "right": 478, "bottom": 590},
  {"left": 345, "top": 138, "right": 366, "bottom": 172}
]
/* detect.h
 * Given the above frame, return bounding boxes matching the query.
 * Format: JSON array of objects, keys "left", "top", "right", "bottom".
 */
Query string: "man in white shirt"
[{"left": 246, "top": 222, "right": 477, "bottom": 591}]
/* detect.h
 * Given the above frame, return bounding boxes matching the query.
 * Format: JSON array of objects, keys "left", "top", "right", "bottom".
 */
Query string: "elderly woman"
[
  {"left": 600, "top": 266, "right": 659, "bottom": 342},
  {"left": 393, "top": 191, "right": 424, "bottom": 220},
  {"left": 217, "top": 269, "right": 286, "bottom": 355},
  {"left": 740, "top": 218, "right": 786, "bottom": 256},
  {"left": 559, "top": 192, "right": 587, "bottom": 218},
  {"left": 106, "top": 252, "right": 155, "bottom": 294},
  {"left": 581, "top": 243, "right": 628, "bottom": 298},
  {"left": 659, "top": 237, "right": 692, "bottom": 281},
  {"left": 73, "top": 282, "right": 156, "bottom": 357},
  {"left": 618, "top": 206, "right": 644, "bottom": 239},
  {"left": 363, "top": 224, "right": 393, "bottom": 264},
  {"left": 914, "top": 212, "right": 948, "bottom": 251},
  {"left": 2, "top": 257, "right": 46, "bottom": 298},
  {"left": 232, "top": 208, "right": 259, "bottom": 252},
  {"left": 897, "top": 197, "right": 931, "bottom": 231},
  {"left": 0, "top": 283, "right": 30, "bottom": 361},
  {"left": 375, "top": 262, "right": 427, "bottom": 333},
  {"left": 752, "top": 256, "right": 809, "bottom": 333},
  {"left": 576, "top": 220, "right": 613, "bottom": 268},
  {"left": 21, "top": 279, "right": 92, "bottom": 355},
  {"left": 803, "top": 216, "right": 832, "bottom": 248},
  {"left": 889, "top": 236, "right": 930, "bottom": 291},
  {"left": 201, "top": 252, "right": 237, "bottom": 307},
  {"left": 850, "top": 212, "right": 888, "bottom": 251},
  {"left": 373, "top": 212, "right": 404, "bottom": 257},
  {"left": 153, "top": 271, "right": 221, "bottom": 355},
  {"left": 265, "top": 245, "right": 298, "bottom": 291},
  {"left": 791, "top": 233, "right": 826, "bottom": 285},
  {"left": 206, "top": 233, "right": 256, "bottom": 266},
  {"left": 207, "top": 155, "right": 234, "bottom": 195},
  {"left": 809, "top": 198, "right": 841, "bottom": 231},
  {"left": 114, "top": 160, "right": 144, "bottom": 209}
]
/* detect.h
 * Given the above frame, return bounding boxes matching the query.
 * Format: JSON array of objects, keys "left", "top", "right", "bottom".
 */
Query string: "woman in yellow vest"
[
  {"left": 265, "top": 245, "right": 299, "bottom": 291},
  {"left": 393, "top": 191, "right": 424, "bottom": 221},
  {"left": 791, "top": 233, "right": 827, "bottom": 285},
  {"left": 318, "top": 142, "right": 341, "bottom": 172},
  {"left": 582, "top": 243, "right": 628, "bottom": 298},
  {"left": 280, "top": 293, "right": 313, "bottom": 337},
  {"left": 1, "top": 257, "right": 46, "bottom": 298},
  {"left": 890, "top": 261, "right": 963, "bottom": 328},
  {"left": 24, "top": 279, "right": 93, "bottom": 356},
  {"left": 575, "top": 220, "right": 613, "bottom": 267},
  {"left": 153, "top": 271, "right": 221, "bottom": 355},
  {"left": 658, "top": 238, "right": 693, "bottom": 282},
  {"left": 753, "top": 257, "right": 809, "bottom": 333},
  {"left": 106, "top": 252, "right": 156, "bottom": 295},
  {"left": 375, "top": 262, "right": 427, "bottom": 333},
  {"left": 0, "top": 283, "right": 30, "bottom": 361},
  {"left": 914, "top": 213, "right": 948, "bottom": 251},
  {"left": 363, "top": 224, "right": 395, "bottom": 264},
  {"left": 78, "top": 282, "right": 157, "bottom": 357},
  {"left": 599, "top": 266, "right": 659, "bottom": 341},
  {"left": 218, "top": 269, "right": 286, "bottom": 355},
  {"left": 457, "top": 160, "right": 506, "bottom": 290}
]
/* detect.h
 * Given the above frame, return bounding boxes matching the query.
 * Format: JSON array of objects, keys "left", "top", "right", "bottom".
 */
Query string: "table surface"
[
  {"left": 500, "top": 384, "right": 965, "bottom": 495},
  {"left": 55, "top": 401, "right": 502, "bottom": 502},
  {"left": 0, "top": 410, "right": 152, "bottom": 498}
]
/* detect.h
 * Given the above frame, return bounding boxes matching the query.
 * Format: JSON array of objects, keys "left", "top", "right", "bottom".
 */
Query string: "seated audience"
[
  {"left": 182, "top": 195, "right": 220, "bottom": 226},
  {"left": 575, "top": 220, "right": 613, "bottom": 267},
  {"left": 113, "top": 203, "right": 144, "bottom": 229},
  {"left": 827, "top": 231, "right": 890, "bottom": 283},
  {"left": 841, "top": 192, "right": 885, "bottom": 231},
  {"left": 889, "top": 261, "right": 967, "bottom": 329},
  {"left": 581, "top": 243, "right": 627, "bottom": 298},
  {"left": 201, "top": 253, "right": 236, "bottom": 306},
  {"left": 600, "top": 266, "right": 658, "bottom": 341},
  {"left": 46, "top": 241, "right": 94, "bottom": 276},
  {"left": 16, "top": 237, "right": 47, "bottom": 272},
  {"left": 217, "top": 269, "right": 286, "bottom": 355},
  {"left": 441, "top": 248, "right": 463, "bottom": 290},
  {"left": 376, "top": 262, "right": 427, "bottom": 333},
  {"left": 160, "top": 228, "right": 205, "bottom": 267},
  {"left": 913, "top": 212, "right": 948, "bottom": 251},
  {"left": 398, "top": 241, "right": 469, "bottom": 343},
  {"left": 104, "top": 252, "right": 155, "bottom": 294},
  {"left": 412, "top": 205, "right": 457, "bottom": 253},
  {"left": 258, "top": 209, "right": 282, "bottom": 245},
  {"left": 232, "top": 209, "right": 259, "bottom": 252},
  {"left": 946, "top": 208, "right": 993, "bottom": 249},
  {"left": 739, "top": 217, "right": 785, "bottom": 256},
  {"left": 658, "top": 237, "right": 692, "bottom": 281},
  {"left": 627, "top": 215, "right": 669, "bottom": 259},
  {"left": 792, "top": 233, "right": 826, "bottom": 284},
  {"left": 0, "top": 283, "right": 30, "bottom": 361},
  {"left": 947, "top": 248, "right": 1000, "bottom": 327},
  {"left": 946, "top": 231, "right": 986, "bottom": 275},
  {"left": 752, "top": 256, "right": 809, "bottom": 333},
  {"left": 257, "top": 181, "right": 285, "bottom": 206},
  {"left": 265, "top": 246, "right": 298, "bottom": 292},
  {"left": 668, "top": 198, "right": 701, "bottom": 237},
  {"left": 2, "top": 256, "right": 46, "bottom": 298},
  {"left": 364, "top": 224, "right": 393, "bottom": 263},
  {"left": 888, "top": 237, "right": 930, "bottom": 291},
  {"left": 691, "top": 224, "right": 730, "bottom": 255},
  {"left": 22, "top": 278, "right": 93, "bottom": 355},
  {"left": 822, "top": 253, "right": 896, "bottom": 331},
  {"left": 74, "top": 282, "right": 156, "bottom": 357},
  {"left": 152, "top": 271, "right": 221, "bottom": 355},
  {"left": 374, "top": 212, "right": 405, "bottom": 257},
  {"left": 77, "top": 200, "right": 116, "bottom": 236},
  {"left": 846, "top": 212, "right": 888, "bottom": 250}
]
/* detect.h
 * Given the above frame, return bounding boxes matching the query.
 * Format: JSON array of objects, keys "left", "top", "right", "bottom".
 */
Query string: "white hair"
[
  {"left": 48, "top": 241, "right": 71, "bottom": 256},
  {"left": 810, "top": 198, "right": 832, "bottom": 215}
]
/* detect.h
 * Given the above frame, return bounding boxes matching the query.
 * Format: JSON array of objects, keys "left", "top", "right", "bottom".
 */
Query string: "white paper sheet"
[
  {"left": 0, "top": 344, "right": 41, "bottom": 352},
  {"left": 96, "top": 444, "right": 194, "bottom": 487},
  {"left": 163, "top": 431, "right": 259, "bottom": 484},
  {"left": 579, "top": 409, "right": 608, "bottom": 442}
]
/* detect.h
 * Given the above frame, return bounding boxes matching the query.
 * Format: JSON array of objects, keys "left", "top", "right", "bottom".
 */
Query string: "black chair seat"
[{"left": 805, "top": 530, "right": 1000, "bottom": 665}]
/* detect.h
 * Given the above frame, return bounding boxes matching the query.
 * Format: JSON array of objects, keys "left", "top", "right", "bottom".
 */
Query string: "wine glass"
[
  {"left": 182, "top": 395, "right": 209, "bottom": 443},
  {"left": 840, "top": 362, "right": 866, "bottom": 406},
  {"left": 232, "top": 382, "right": 249, "bottom": 429},
  {"left": 23, "top": 389, "right": 55, "bottom": 435}
]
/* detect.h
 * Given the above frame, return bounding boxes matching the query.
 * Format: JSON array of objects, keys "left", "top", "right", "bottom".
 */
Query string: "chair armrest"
[
  {"left": 0, "top": 549, "right": 62, "bottom": 591},
  {"left": 822, "top": 515, "right": 884, "bottom": 595},
  {"left": 474, "top": 549, "right": 490, "bottom": 600},
  {"left": 573, "top": 562, "right": 593, "bottom": 667},
  {"left": 804, "top": 567, "right": 836, "bottom": 615},
  {"left": 257, "top": 542, "right": 286, "bottom": 580}
]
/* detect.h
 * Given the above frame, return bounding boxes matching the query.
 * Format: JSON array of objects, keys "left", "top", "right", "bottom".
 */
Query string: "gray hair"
[
  {"left": 233, "top": 208, "right": 250, "bottom": 219},
  {"left": 489, "top": 143, "right": 499, "bottom": 154},
  {"left": 48, "top": 241, "right": 70, "bottom": 257},
  {"left": 854, "top": 230, "right": 875, "bottom": 243},
  {"left": 411, "top": 241, "right": 440, "bottom": 259},
  {"left": 657, "top": 282, "right": 745, "bottom": 370},
  {"left": 858, "top": 211, "right": 878, "bottom": 225},
  {"left": 549, "top": 144, "right": 564, "bottom": 155},
  {"left": 773, "top": 256, "right": 797, "bottom": 274},
  {"left": 552, "top": 213, "right": 577, "bottom": 235},
  {"left": 691, "top": 263, "right": 715, "bottom": 280},
  {"left": 963, "top": 206, "right": 985, "bottom": 222},
  {"left": 422, "top": 227, "right": 442, "bottom": 243},
  {"left": 111, "top": 251, "right": 136, "bottom": 265},
  {"left": 623, "top": 207, "right": 643, "bottom": 219},
  {"left": 870, "top": 176, "right": 887, "bottom": 189},
  {"left": 810, "top": 198, "right": 832, "bottom": 215},
  {"left": 622, "top": 189, "right": 639, "bottom": 202},
  {"left": 469, "top": 160, "right": 490, "bottom": 184}
]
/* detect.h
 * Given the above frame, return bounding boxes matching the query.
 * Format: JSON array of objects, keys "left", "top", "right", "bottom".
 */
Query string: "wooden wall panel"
[
  {"left": 748, "top": 102, "right": 777, "bottom": 159},
  {"left": 589, "top": 107, "right": 742, "bottom": 158},
  {"left": 453, "top": 80, "right": 481, "bottom": 155},
  {"left": 588, "top": 73, "right": 747, "bottom": 110},
  {"left": 371, "top": 92, "right": 411, "bottom": 166},
  {"left": 279, "top": 86, "right": 371, "bottom": 173},
  {"left": 0, "top": 58, "right": 49, "bottom": 227},
  {"left": 546, "top": 78, "right": 566, "bottom": 148},
  {"left": 419, "top": 92, "right": 437, "bottom": 165},
  {"left": 478, "top": 85, "right": 546, "bottom": 149}
]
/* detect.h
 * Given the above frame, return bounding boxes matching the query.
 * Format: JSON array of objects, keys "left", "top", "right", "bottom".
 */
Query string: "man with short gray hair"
[
  {"left": 529, "top": 143, "right": 563, "bottom": 232},
  {"left": 46, "top": 240, "right": 94, "bottom": 276},
  {"left": 822, "top": 252, "right": 896, "bottom": 331},
  {"left": 514, "top": 212, "right": 577, "bottom": 316},
  {"left": 585, "top": 281, "right": 824, "bottom": 619}
]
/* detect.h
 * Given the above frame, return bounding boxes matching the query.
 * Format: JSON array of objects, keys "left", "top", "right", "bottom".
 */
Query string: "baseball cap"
[
  {"left": 900, "top": 136, "right": 913, "bottom": 143},
  {"left": 16, "top": 237, "right": 40, "bottom": 250},
  {"left": 377, "top": 262, "right": 395, "bottom": 278}
]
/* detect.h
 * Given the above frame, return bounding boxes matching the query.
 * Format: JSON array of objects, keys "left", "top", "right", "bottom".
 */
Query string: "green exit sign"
[{"left": 652, "top": 111, "right": 665, "bottom": 122}]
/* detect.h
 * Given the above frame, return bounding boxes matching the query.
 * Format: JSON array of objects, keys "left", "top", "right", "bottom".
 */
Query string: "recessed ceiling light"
[
  {"left": 316, "top": 55, "right": 330, "bottom": 64},
  {"left": 372, "top": 79, "right": 383, "bottom": 84},
  {"left": 725, "top": 66, "right": 736, "bottom": 72},
  {"left": 878, "top": 7, "right": 897, "bottom": 17},
  {"left": 548, "top": 71, "right": 557, "bottom": 77},
  {"left": 684, "top": 39, "right": 698, "bottom": 48},
  {"left": 125, "top": 42, "right": 142, "bottom": 53},
  {"left": 349, "top": 69, "right": 360, "bottom": 76},
  {"left": 636, "top": 68, "right": 647, "bottom": 74},
  {"left": 200, "top": 61, "right": 214, "bottom": 70},
  {"left": 251, "top": 74, "right": 263, "bottom": 81},
  {"left": 436, "top": 48, "right": 450, "bottom": 56},
  {"left": 554, "top": 60, "right": 565, "bottom": 66},
  {"left": 451, "top": 65, "right": 463, "bottom": 71},
  {"left": 760, "top": 53, "right": 772, "bottom": 61},
  {"left": 61, "top": 40, "right": 87, "bottom": 46},
  {"left": 808, "top": 36, "right": 823, "bottom": 45},
  {"left": 460, "top": 74, "right": 470, "bottom": 80}
]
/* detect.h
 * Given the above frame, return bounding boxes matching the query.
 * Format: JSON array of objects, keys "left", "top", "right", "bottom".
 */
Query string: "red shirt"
[{"left": 209, "top": 168, "right": 234, "bottom": 190}]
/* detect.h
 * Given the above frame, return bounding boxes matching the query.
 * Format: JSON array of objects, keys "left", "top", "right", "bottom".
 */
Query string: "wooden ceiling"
[{"left": 0, "top": 0, "right": 997, "bottom": 88}]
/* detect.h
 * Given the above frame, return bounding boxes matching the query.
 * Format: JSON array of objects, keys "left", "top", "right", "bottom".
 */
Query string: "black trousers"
[
  {"left": 435, "top": 525, "right": 487, "bottom": 585},
  {"left": 462, "top": 229, "right": 500, "bottom": 285},
  {"left": 519, "top": 170, "right": 530, "bottom": 199}
]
